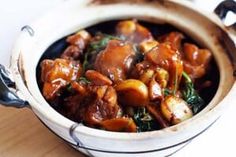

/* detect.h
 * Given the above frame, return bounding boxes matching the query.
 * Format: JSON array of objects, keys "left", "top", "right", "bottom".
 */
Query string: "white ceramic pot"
[{"left": 0, "top": 0, "right": 236, "bottom": 157}]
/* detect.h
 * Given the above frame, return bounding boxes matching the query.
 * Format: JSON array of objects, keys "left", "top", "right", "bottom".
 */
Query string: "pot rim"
[{"left": 9, "top": 0, "right": 236, "bottom": 143}]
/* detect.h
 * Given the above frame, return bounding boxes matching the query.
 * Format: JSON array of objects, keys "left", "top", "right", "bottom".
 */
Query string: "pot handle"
[
  {"left": 214, "top": 0, "right": 236, "bottom": 77},
  {"left": 0, "top": 64, "right": 28, "bottom": 108},
  {"left": 214, "top": 0, "right": 236, "bottom": 31}
]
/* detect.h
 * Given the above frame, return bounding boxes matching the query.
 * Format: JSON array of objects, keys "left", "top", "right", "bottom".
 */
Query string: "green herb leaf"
[
  {"left": 66, "top": 83, "right": 73, "bottom": 92},
  {"left": 89, "top": 33, "right": 119, "bottom": 52},
  {"left": 173, "top": 65, "right": 178, "bottom": 95},
  {"left": 182, "top": 72, "right": 204, "bottom": 114},
  {"left": 82, "top": 53, "right": 89, "bottom": 72},
  {"left": 163, "top": 88, "right": 172, "bottom": 96},
  {"left": 133, "top": 107, "right": 158, "bottom": 132},
  {"left": 77, "top": 77, "right": 90, "bottom": 84}
]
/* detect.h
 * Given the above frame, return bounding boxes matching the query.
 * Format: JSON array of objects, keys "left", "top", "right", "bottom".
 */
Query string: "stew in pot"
[{"left": 38, "top": 20, "right": 219, "bottom": 132}]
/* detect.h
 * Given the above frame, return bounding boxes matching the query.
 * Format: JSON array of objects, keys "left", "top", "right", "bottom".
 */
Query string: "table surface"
[{"left": 0, "top": 0, "right": 236, "bottom": 157}]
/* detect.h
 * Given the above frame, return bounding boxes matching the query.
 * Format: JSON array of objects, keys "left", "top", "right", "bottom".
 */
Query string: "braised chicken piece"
[
  {"left": 130, "top": 60, "right": 152, "bottom": 79},
  {"left": 61, "top": 80, "right": 88, "bottom": 119},
  {"left": 70, "top": 81, "right": 87, "bottom": 95},
  {"left": 183, "top": 43, "right": 212, "bottom": 79},
  {"left": 40, "top": 59, "right": 82, "bottom": 100},
  {"left": 61, "top": 30, "right": 91, "bottom": 60},
  {"left": 39, "top": 20, "right": 216, "bottom": 132},
  {"left": 116, "top": 20, "right": 153, "bottom": 44},
  {"left": 159, "top": 32, "right": 184, "bottom": 52},
  {"left": 94, "top": 40, "right": 136, "bottom": 83},
  {"left": 145, "top": 43, "right": 183, "bottom": 91},
  {"left": 85, "top": 70, "right": 112, "bottom": 86},
  {"left": 82, "top": 85, "right": 121, "bottom": 126},
  {"left": 67, "top": 72, "right": 119, "bottom": 125},
  {"left": 61, "top": 45, "right": 81, "bottom": 60},
  {"left": 62, "top": 94, "right": 84, "bottom": 120}
]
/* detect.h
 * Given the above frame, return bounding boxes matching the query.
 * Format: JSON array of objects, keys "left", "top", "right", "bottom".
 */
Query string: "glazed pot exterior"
[{"left": 1, "top": 0, "right": 235, "bottom": 157}]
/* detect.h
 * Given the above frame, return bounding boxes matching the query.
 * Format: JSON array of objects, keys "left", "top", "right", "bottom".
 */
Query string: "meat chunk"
[
  {"left": 183, "top": 43, "right": 212, "bottom": 79},
  {"left": 61, "top": 45, "right": 81, "bottom": 60},
  {"left": 82, "top": 86, "right": 120, "bottom": 126},
  {"left": 130, "top": 60, "right": 152, "bottom": 79},
  {"left": 63, "top": 94, "right": 84, "bottom": 120},
  {"left": 42, "top": 81, "right": 67, "bottom": 101},
  {"left": 85, "top": 70, "right": 112, "bottom": 86},
  {"left": 116, "top": 20, "right": 153, "bottom": 44},
  {"left": 145, "top": 43, "right": 183, "bottom": 90},
  {"left": 159, "top": 32, "right": 184, "bottom": 52},
  {"left": 41, "top": 59, "right": 82, "bottom": 82},
  {"left": 183, "top": 43, "right": 211, "bottom": 66},
  {"left": 40, "top": 59, "right": 82, "bottom": 100},
  {"left": 70, "top": 81, "right": 87, "bottom": 95},
  {"left": 94, "top": 40, "right": 136, "bottom": 83},
  {"left": 61, "top": 30, "right": 91, "bottom": 60}
]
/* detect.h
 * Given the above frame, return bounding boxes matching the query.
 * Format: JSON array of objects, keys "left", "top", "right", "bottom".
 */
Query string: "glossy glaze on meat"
[{"left": 38, "top": 20, "right": 219, "bottom": 132}]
